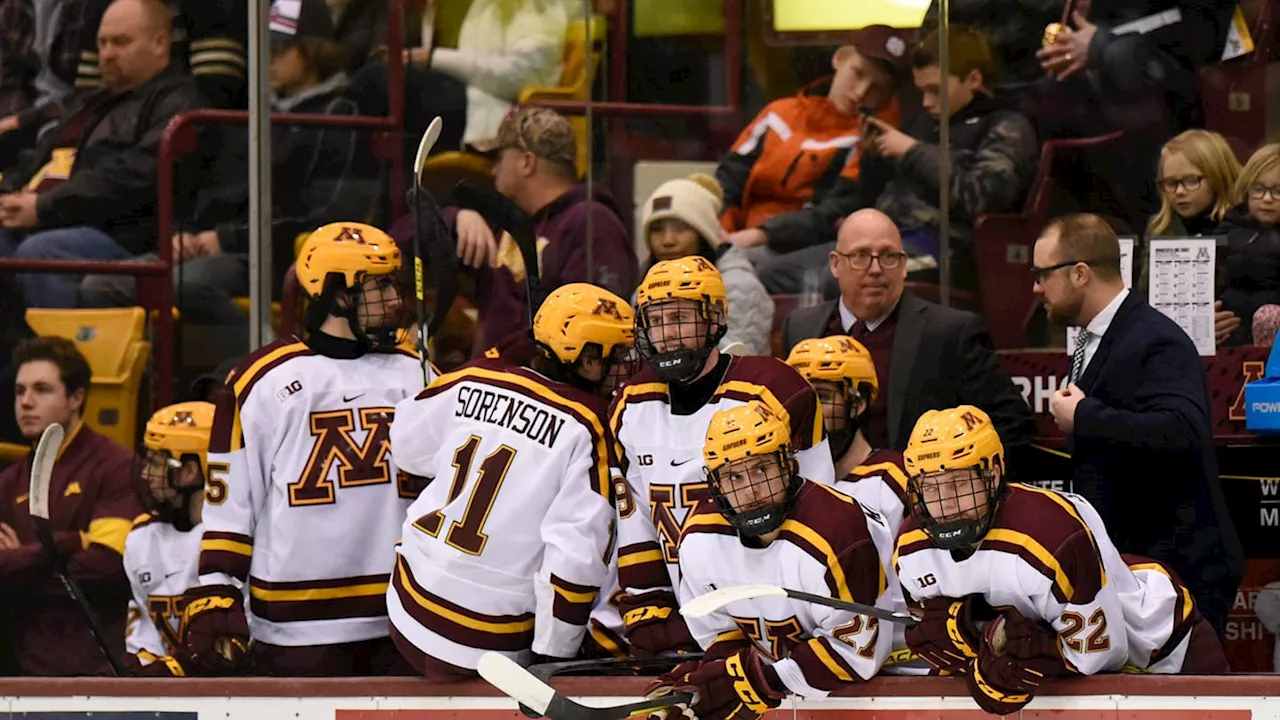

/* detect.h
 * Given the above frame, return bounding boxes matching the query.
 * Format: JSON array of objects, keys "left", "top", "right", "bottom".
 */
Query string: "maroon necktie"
[{"left": 848, "top": 320, "right": 868, "bottom": 341}]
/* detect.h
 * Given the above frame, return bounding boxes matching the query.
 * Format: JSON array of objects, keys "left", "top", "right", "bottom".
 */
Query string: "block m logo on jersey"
[
  {"left": 650, "top": 482, "right": 712, "bottom": 563},
  {"left": 290, "top": 407, "right": 397, "bottom": 506}
]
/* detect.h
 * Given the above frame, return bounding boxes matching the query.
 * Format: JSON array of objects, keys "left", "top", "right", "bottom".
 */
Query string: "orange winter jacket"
[{"left": 716, "top": 80, "right": 900, "bottom": 254}]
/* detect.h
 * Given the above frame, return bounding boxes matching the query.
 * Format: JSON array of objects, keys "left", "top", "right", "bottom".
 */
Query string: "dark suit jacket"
[
  {"left": 780, "top": 291, "right": 1034, "bottom": 452},
  {"left": 1071, "top": 291, "right": 1245, "bottom": 597}
]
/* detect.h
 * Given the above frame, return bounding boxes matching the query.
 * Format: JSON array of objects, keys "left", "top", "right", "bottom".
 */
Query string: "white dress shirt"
[
  {"left": 1077, "top": 288, "right": 1129, "bottom": 378},
  {"left": 838, "top": 298, "right": 898, "bottom": 335}
]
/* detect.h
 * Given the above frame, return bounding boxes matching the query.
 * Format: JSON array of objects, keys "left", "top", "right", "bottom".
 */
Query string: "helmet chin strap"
[
  {"left": 171, "top": 488, "right": 201, "bottom": 532},
  {"left": 342, "top": 288, "right": 399, "bottom": 353}
]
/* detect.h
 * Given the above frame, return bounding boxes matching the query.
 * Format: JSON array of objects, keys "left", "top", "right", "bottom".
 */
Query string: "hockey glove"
[
  {"left": 179, "top": 584, "right": 251, "bottom": 675},
  {"left": 133, "top": 650, "right": 188, "bottom": 677},
  {"left": 618, "top": 589, "right": 700, "bottom": 657},
  {"left": 966, "top": 608, "right": 1066, "bottom": 715},
  {"left": 903, "top": 596, "right": 980, "bottom": 674},
  {"left": 671, "top": 648, "right": 787, "bottom": 720}
]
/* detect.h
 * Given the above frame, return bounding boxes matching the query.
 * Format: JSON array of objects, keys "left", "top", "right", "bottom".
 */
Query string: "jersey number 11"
[{"left": 413, "top": 435, "right": 517, "bottom": 556}]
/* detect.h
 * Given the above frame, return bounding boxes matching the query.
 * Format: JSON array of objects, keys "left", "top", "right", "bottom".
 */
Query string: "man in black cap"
[{"left": 715, "top": 25, "right": 910, "bottom": 286}]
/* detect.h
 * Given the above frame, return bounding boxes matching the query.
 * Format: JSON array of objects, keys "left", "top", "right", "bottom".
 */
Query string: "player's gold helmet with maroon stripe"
[
  {"left": 635, "top": 257, "right": 728, "bottom": 384},
  {"left": 903, "top": 405, "right": 1006, "bottom": 551},
  {"left": 703, "top": 401, "right": 803, "bottom": 538},
  {"left": 786, "top": 335, "right": 878, "bottom": 462},
  {"left": 295, "top": 223, "right": 407, "bottom": 352},
  {"left": 532, "top": 283, "right": 636, "bottom": 394},
  {"left": 139, "top": 402, "right": 215, "bottom": 532}
]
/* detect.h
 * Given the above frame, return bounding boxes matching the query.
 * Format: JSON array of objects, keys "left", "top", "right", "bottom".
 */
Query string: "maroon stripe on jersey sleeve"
[
  {"left": 393, "top": 557, "right": 535, "bottom": 651},
  {"left": 780, "top": 484, "right": 883, "bottom": 603},
  {"left": 714, "top": 356, "right": 825, "bottom": 450},
  {"left": 232, "top": 340, "right": 313, "bottom": 407},
  {"left": 550, "top": 575, "right": 598, "bottom": 626},
  {"left": 248, "top": 573, "right": 390, "bottom": 624},
  {"left": 608, "top": 385, "right": 669, "bottom": 475},
  {"left": 851, "top": 449, "right": 910, "bottom": 506},
  {"left": 198, "top": 531, "right": 253, "bottom": 581},
  {"left": 208, "top": 384, "right": 239, "bottom": 454},
  {"left": 790, "top": 635, "right": 863, "bottom": 689},
  {"left": 617, "top": 541, "right": 671, "bottom": 592}
]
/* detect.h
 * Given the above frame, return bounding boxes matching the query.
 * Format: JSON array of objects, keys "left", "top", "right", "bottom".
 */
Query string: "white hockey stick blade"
[
  {"left": 478, "top": 652, "right": 693, "bottom": 720},
  {"left": 28, "top": 422, "right": 64, "bottom": 521},
  {"left": 414, "top": 116, "right": 444, "bottom": 177},
  {"left": 682, "top": 584, "right": 921, "bottom": 626},
  {"left": 680, "top": 584, "right": 787, "bottom": 618},
  {"left": 479, "top": 652, "right": 556, "bottom": 715}
]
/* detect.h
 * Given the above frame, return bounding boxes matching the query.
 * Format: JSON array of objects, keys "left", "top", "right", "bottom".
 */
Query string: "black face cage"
[
  {"left": 815, "top": 379, "right": 871, "bottom": 462},
  {"left": 134, "top": 449, "right": 205, "bottom": 533},
  {"left": 535, "top": 341, "right": 635, "bottom": 397},
  {"left": 907, "top": 462, "right": 1004, "bottom": 552},
  {"left": 635, "top": 298, "right": 727, "bottom": 384},
  {"left": 707, "top": 450, "right": 803, "bottom": 539},
  {"left": 305, "top": 272, "right": 412, "bottom": 352}
]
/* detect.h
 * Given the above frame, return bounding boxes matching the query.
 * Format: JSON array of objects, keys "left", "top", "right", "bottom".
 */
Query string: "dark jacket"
[
  {"left": 920, "top": 0, "right": 1061, "bottom": 87},
  {"left": 75, "top": 0, "right": 248, "bottom": 109},
  {"left": 333, "top": 0, "right": 388, "bottom": 75},
  {"left": 191, "top": 73, "right": 375, "bottom": 284},
  {"left": 1070, "top": 291, "right": 1244, "bottom": 617},
  {"left": 780, "top": 291, "right": 1034, "bottom": 453},
  {"left": 0, "top": 64, "right": 206, "bottom": 255},
  {"left": 1086, "top": 0, "right": 1236, "bottom": 74},
  {"left": 0, "top": 423, "right": 139, "bottom": 675},
  {"left": 472, "top": 184, "right": 638, "bottom": 354},
  {"left": 1215, "top": 204, "right": 1280, "bottom": 346},
  {"left": 876, "top": 94, "right": 1038, "bottom": 246},
  {"left": 0, "top": 0, "right": 109, "bottom": 121}
]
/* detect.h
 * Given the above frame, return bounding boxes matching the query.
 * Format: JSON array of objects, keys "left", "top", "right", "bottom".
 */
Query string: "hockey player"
[
  {"left": 644, "top": 401, "right": 897, "bottom": 719},
  {"left": 388, "top": 283, "right": 634, "bottom": 680},
  {"left": 785, "top": 335, "right": 909, "bottom": 535},
  {"left": 124, "top": 402, "right": 220, "bottom": 676},
  {"left": 896, "top": 405, "right": 1229, "bottom": 715},
  {"left": 182, "top": 222, "right": 429, "bottom": 676},
  {"left": 610, "top": 257, "right": 833, "bottom": 657}
]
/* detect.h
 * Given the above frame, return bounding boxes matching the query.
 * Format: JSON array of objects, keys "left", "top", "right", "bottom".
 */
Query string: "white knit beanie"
[{"left": 642, "top": 173, "right": 725, "bottom": 250}]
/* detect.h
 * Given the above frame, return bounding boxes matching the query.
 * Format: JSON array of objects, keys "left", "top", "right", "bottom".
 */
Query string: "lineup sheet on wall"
[
  {"left": 1066, "top": 237, "right": 1135, "bottom": 356},
  {"left": 1147, "top": 237, "right": 1219, "bottom": 356}
]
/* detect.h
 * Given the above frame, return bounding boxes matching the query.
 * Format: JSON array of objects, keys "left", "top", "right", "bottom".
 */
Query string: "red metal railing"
[{"left": 0, "top": 0, "right": 406, "bottom": 407}]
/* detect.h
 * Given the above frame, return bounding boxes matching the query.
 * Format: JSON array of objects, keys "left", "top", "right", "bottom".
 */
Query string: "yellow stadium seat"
[
  {"left": 0, "top": 442, "right": 29, "bottom": 465},
  {"left": 25, "top": 308, "right": 151, "bottom": 448}
]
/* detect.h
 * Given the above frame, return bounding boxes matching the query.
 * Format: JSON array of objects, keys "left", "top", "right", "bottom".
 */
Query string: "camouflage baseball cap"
[{"left": 468, "top": 107, "right": 578, "bottom": 170}]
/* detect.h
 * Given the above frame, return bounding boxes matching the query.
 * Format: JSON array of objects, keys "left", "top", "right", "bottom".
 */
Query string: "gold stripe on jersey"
[
  {"left": 199, "top": 531, "right": 254, "bottom": 581},
  {"left": 796, "top": 635, "right": 858, "bottom": 687},
  {"left": 609, "top": 382, "right": 667, "bottom": 470},
  {"left": 424, "top": 366, "right": 612, "bottom": 499},
  {"left": 250, "top": 573, "right": 389, "bottom": 624},
  {"left": 393, "top": 556, "right": 536, "bottom": 650},
  {"left": 855, "top": 461, "right": 909, "bottom": 495},
  {"left": 982, "top": 528, "right": 1075, "bottom": 600},
  {"left": 249, "top": 578, "right": 388, "bottom": 603},
  {"left": 550, "top": 574, "right": 599, "bottom": 626},
  {"left": 616, "top": 542, "right": 671, "bottom": 591},
  {"left": 201, "top": 537, "right": 253, "bottom": 556},
  {"left": 714, "top": 380, "right": 823, "bottom": 450},
  {"left": 86, "top": 516, "right": 132, "bottom": 554},
  {"left": 227, "top": 341, "right": 311, "bottom": 452},
  {"left": 1129, "top": 563, "right": 1194, "bottom": 624}
]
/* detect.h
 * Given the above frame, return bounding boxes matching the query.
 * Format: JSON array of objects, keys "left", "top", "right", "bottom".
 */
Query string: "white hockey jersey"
[
  {"left": 199, "top": 338, "right": 427, "bottom": 647},
  {"left": 124, "top": 514, "right": 204, "bottom": 660},
  {"left": 834, "top": 448, "right": 910, "bottom": 538},
  {"left": 895, "top": 484, "right": 1200, "bottom": 677},
  {"left": 389, "top": 359, "right": 616, "bottom": 669},
  {"left": 611, "top": 355, "right": 833, "bottom": 601},
  {"left": 678, "top": 482, "right": 900, "bottom": 697}
]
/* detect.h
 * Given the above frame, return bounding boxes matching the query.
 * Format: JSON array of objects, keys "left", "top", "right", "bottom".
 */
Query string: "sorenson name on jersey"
[{"left": 455, "top": 387, "right": 566, "bottom": 449}]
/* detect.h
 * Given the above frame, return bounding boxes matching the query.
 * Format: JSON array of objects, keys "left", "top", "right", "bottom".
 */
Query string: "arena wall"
[{"left": 1, "top": 675, "right": 1279, "bottom": 719}]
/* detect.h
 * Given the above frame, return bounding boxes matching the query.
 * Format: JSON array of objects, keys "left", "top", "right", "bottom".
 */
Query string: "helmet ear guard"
[
  {"left": 903, "top": 405, "right": 1006, "bottom": 551},
  {"left": 531, "top": 283, "right": 635, "bottom": 393},
  {"left": 702, "top": 401, "right": 802, "bottom": 539}
]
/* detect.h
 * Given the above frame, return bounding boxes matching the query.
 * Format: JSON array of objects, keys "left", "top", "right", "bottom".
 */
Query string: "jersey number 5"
[{"left": 413, "top": 435, "right": 517, "bottom": 556}]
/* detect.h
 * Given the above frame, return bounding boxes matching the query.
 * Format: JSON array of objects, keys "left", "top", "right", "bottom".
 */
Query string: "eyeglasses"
[
  {"left": 1158, "top": 175, "right": 1203, "bottom": 194},
  {"left": 835, "top": 250, "right": 908, "bottom": 270},
  {"left": 1030, "top": 260, "right": 1089, "bottom": 284},
  {"left": 1248, "top": 184, "right": 1280, "bottom": 201}
]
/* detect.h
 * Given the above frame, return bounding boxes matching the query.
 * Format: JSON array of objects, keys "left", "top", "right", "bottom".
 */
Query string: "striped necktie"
[{"left": 1070, "top": 329, "right": 1092, "bottom": 384}]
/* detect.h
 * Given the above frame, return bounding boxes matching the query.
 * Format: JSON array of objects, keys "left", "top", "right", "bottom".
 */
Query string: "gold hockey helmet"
[
  {"left": 903, "top": 405, "right": 1005, "bottom": 550},
  {"left": 295, "top": 222, "right": 402, "bottom": 298},
  {"left": 702, "top": 401, "right": 801, "bottom": 538},
  {"left": 533, "top": 283, "right": 635, "bottom": 364},
  {"left": 786, "top": 335, "right": 879, "bottom": 403}
]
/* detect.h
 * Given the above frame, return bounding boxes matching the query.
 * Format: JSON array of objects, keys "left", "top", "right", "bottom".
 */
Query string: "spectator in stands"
[
  {"left": 329, "top": 0, "right": 387, "bottom": 75},
  {"left": 79, "top": 0, "right": 370, "bottom": 345},
  {"left": 0, "top": 337, "right": 139, "bottom": 675},
  {"left": 1136, "top": 129, "right": 1241, "bottom": 345},
  {"left": 780, "top": 209, "right": 1033, "bottom": 459},
  {"left": 0, "top": 0, "right": 109, "bottom": 171},
  {"left": 918, "top": 0, "right": 1059, "bottom": 88},
  {"left": 1038, "top": 212, "right": 1244, "bottom": 635},
  {"left": 1215, "top": 143, "right": 1280, "bottom": 347},
  {"left": 0, "top": 0, "right": 205, "bottom": 309},
  {"left": 432, "top": 107, "right": 636, "bottom": 356},
  {"left": 1032, "top": 3, "right": 1238, "bottom": 228},
  {"left": 715, "top": 25, "right": 907, "bottom": 285},
  {"left": 639, "top": 173, "right": 773, "bottom": 356},
  {"left": 760, "top": 26, "right": 1038, "bottom": 296}
]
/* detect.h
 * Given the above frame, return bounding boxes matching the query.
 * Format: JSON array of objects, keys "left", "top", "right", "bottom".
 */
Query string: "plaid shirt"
[{"left": 0, "top": 0, "right": 105, "bottom": 125}]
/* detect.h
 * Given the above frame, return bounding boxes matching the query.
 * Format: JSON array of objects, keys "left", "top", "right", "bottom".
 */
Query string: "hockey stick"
[
  {"left": 409, "top": 116, "right": 444, "bottom": 384},
  {"left": 452, "top": 179, "right": 545, "bottom": 323},
  {"left": 479, "top": 652, "right": 693, "bottom": 720},
  {"left": 28, "top": 423, "right": 128, "bottom": 676},
  {"left": 527, "top": 651, "right": 702, "bottom": 683},
  {"left": 681, "top": 584, "right": 921, "bottom": 627}
]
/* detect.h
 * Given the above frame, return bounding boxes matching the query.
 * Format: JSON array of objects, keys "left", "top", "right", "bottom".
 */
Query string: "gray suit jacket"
[{"left": 780, "top": 292, "right": 1034, "bottom": 452}]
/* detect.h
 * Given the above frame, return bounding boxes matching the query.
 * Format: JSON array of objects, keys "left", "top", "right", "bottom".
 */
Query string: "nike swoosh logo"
[
  {"left": 343, "top": 393, "right": 365, "bottom": 402},
  {"left": 670, "top": 458, "right": 695, "bottom": 467}
]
